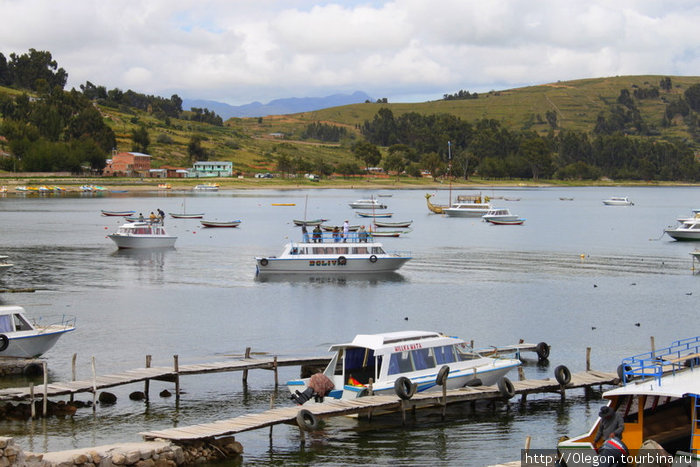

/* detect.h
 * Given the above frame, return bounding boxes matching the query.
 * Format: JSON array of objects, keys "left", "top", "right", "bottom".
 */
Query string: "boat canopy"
[
  {"left": 329, "top": 330, "right": 463, "bottom": 354},
  {"left": 604, "top": 368, "right": 699, "bottom": 398}
]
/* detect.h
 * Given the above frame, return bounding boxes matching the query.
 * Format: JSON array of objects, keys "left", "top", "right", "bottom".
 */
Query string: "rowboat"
[
  {"left": 321, "top": 224, "right": 360, "bottom": 232},
  {"left": 101, "top": 210, "right": 136, "bottom": 217},
  {"left": 357, "top": 211, "right": 393, "bottom": 218},
  {"left": 170, "top": 213, "right": 204, "bottom": 219},
  {"left": 369, "top": 229, "right": 412, "bottom": 237},
  {"left": 200, "top": 220, "right": 241, "bottom": 228},
  {"left": 293, "top": 219, "right": 327, "bottom": 226},
  {"left": 373, "top": 220, "right": 413, "bottom": 228},
  {"left": 486, "top": 218, "right": 525, "bottom": 225}
]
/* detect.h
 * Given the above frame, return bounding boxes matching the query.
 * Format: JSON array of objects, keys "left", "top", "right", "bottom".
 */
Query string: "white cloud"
[{"left": 0, "top": 0, "right": 698, "bottom": 104}]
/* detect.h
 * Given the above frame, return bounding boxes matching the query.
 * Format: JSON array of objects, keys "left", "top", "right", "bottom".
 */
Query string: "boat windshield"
[
  {"left": 342, "top": 347, "right": 379, "bottom": 385},
  {"left": 13, "top": 313, "right": 32, "bottom": 331}
]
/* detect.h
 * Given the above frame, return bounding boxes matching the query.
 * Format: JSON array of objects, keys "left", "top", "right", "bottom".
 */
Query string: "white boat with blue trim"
[
  {"left": 287, "top": 330, "right": 520, "bottom": 405},
  {"left": 0, "top": 306, "right": 76, "bottom": 358},
  {"left": 255, "top": 231, "right": 411, "bottom": 275},
  {"left": 108, "top": 221, "right": 177, "bottom": 249}
]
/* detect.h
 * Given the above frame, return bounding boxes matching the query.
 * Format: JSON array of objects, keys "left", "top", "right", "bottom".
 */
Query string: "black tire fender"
[
  {"left": 554, "top": 365, "right": 571, "bottom": 385},
  {"left": 498, "top": 377, "right": 515, "bottom": 399},
  {"left": 260, "top": 258, "right": 269, "bottom": 266},
  {"left": 465, "top": 378, "right": 482, "bottom": 387},
  {"left": 0, "top": 334, "right": 8, "bottom": 352},
  {"left": 296, "top": 408, "right": 319, "bottom": 431},
  {"left": 369, "top": 254, "right": 378, "bottom": 263},
  {"left": 436, "top": 365, "right": 450, "bottom": 386},
  {"left": 394, "top": 376, "right": 414, "bottom": 400},
  {"left": 337, "top": 256, "right": 347, "bottom": 266},
  {"left": 536, "top": 342, "right": 550, "bottom": 360}
]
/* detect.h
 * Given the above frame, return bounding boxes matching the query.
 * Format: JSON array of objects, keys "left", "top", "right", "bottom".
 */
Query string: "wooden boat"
[
  {"left": 200, "top": 220, "right": 241, "bottom": 228},
  {"left": 368, "top": 229, "right": 412, "bottom": 237},
  {"left": 321, "top": 224, "right": 360, "bottom": 232},
  {"left": 170, "top": 213, "right": 204, "bottom": 219},
  {"left": 293, "top": 219, "right": 327, "bottom": 226},
  {"left": 357, "top": 211, "right": 393, "bottom": 218},
  {"left": 425, "top": 193, "right": 447, "bottom": 214},
  {"left": 486, "top": 218, "right": 525, "bottom": 225},
  {"left": 101, "top": 210, "right": 136, "bottom": 217},
  {"left": 373, "top": 220, "right": 413, "bottom": 228},
  {"left": 0, "top": 305, "right": 76, "bottom": 358}
]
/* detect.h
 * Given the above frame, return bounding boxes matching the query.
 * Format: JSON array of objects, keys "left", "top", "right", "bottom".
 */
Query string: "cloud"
[{"left": 0, "top": 0, "right": 698, "bottom": 104}]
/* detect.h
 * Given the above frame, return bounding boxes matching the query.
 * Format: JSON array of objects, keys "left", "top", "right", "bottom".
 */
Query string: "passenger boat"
[
  {"left": 108, "top": 221, "right": 177, "bottom": 249},
  {"left": 193, "top": 183, "right": 219, "bottom": 191},
  {"left": 287, "top": 330, "right": 520, "bottom": 405},
  {"left": 603, "top": 196, "right": 634, "bottom": 206},
  {"left": 676, "top": 209, "right": 700, "bottom": 223},
  {"left": 0, "top": 305, "right": 76, "bottom": 358},
  {"left": 373, "top": 220, "right": 413, "bottom": 228},
  {"left": 481, "top": 208, "right": 520, "bottom": 222},
  {"left": 255, "top": 231, "right": 411, "bottom": 275},
  {"left": 101, "top": 210, "right": 136, "bottom": 217},
  {"left": 200, "top": 220, "right": 241, "bottom": 228},
  {"left": 0, "top": 255, "right": 12, "bottom": 277},
  {"left": 348, "top": 199, "right": 387, "bottom": 209},
  {"left": 558, "top": 336, "right": 700, "bottom": 464},
  {"left": 664, "top": 218, "right": 700, "bottom": 241},
  {"left": 443, "top": 201, "right": 492, "bottom": 218}
]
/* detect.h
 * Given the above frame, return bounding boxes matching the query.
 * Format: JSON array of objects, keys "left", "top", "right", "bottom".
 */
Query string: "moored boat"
[
  {"left": 425, "top": 193, "right": 448, "bottom": 214},
  {"left": 603, "top": 196, "right": 633, "bottom": 206},
  {"left": 287, "top": 330, "right": 520, "bottom": 405},
  {"left": 481, "top": 208, "right": 520, "bottom": 222},
  {"left": 293, "top": 219, "right": 327, "bottom": 226},
  {"left": 357, "top": 211, "right": 393, "bottom": 218},
  {"left": 101, "top": 210, "right": 136, "bottom": 217},
  {"left": 373, "top": 220, "right": 413, "bottom": 228},
  {"left": 443, "top": 202, "right": 492, "bottom": 218},
  {"left": 0, "top": 305, "right": 76, "bottom": 358},
  {"left": 193, "top": 183, "right": 219, "bottom": 192},
  {"left": 200, "top": 220, "right": 241, "bottom": 228},
  {"left": 486, "top": 218, "right": 525, "bottom": 225},
  {"left": 665, "top": 218, "right": 700, "bottom": 241},
  {"left": 108, "top": 221, "right": 177, "bottom": 249},
  {"left": 348, "top": 199, "right": 387, "bottom": 209},
  {"left": 170, "top": 213, "right": 204, "bottom": 219}
]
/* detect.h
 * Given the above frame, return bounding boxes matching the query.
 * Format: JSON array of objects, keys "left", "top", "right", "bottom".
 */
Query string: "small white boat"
[
  {"left": 170, "top": 213, "right": 204, "bottom": 219},
  {"left": 200, "top": 220, "right": 241, "bottom": 228},
  {"left": 665, "top": 218, "right": 700, "bottom": 241},
  {"left": 0, "top": 305, "right": 76, "bottom": 358},
  {"left": 348, "top": 199, "right": 387, "bottom": 209},
  {"left": 255, "top": 232, "right": 411, "bottom": 275},
  {"left": 108, "top": 222, "right": 177, "bottom": 249},
  {"left": 0, "top": 255, "right": 12, "bottom": 277},
  {"left": 602, "top": 196, "right": 633, "bottom": 206},
  {"left": 193, "top": 183, "right": 219, "bottom": 192},
  {"left": 481, "top": 208, "right": 520, "bottom": 222},
  {"left": 443, "top": 202, "right": 492, "bottom": 218},
  {"left": 357, "top": 211, "right": 393, "bottom": 218},
  {"left": 486, "top": 218, "right": 525, "bottom": 225},
  {"left": 558, "top": 336, "right": 700, "bottom": 464},
  {"left": 373, "top": 220, "right": 413, "bottom": 228},
  {"left": 293, "top": 219, "right": 327, "bottom": 226},
  {"left": 101, "top": 210, "right": 136, "bottom": 217},
  {"left": 287, "top": 331, "right": 520, "bottom": 405}
]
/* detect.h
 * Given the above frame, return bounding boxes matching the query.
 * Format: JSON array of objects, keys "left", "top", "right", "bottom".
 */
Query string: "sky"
[{"left": 1, "top": 0, "right": 699, "bottom": 105}]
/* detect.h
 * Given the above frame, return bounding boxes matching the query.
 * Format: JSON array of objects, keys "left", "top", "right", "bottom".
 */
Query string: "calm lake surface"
[{"left": 0, "top": 186, "right": 698, "bottom": 466}]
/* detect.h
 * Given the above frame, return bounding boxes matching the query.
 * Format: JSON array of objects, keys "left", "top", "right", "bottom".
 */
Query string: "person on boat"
[
  {"left": 138, "top": 212, "right": 144, "bottom": 222},
  {"left": 332, "top": 226, "right": 341, "bottom": 243},
  {"left": 594, "top": 406, "right": 624, "bottom": 446},
  {"left": 358, "top": 225, "right": 368, "bottom": 242},
  {"left": 312, "top": 225, "right": 322, "bottom": 243},
  {"left": 149, "top": 211, "right": 157, "bottom": 223},
  {"left": 157, "top": 208, "right": 165, "bottom": 224},
  {"left": 342, "top": 220, "right": 349, "bottom": 242},
  {"left": 301, "top": 224, "right": 310, "bottom": 243}
]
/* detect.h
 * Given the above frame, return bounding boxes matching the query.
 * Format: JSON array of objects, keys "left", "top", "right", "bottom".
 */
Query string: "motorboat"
[
  {"left": 558, "top": 336, "right": 700, "bottom": 464},
  {"left": 664, "top": 218, "right": 700, "bottom": 241},
  {"left": 200, "top": 220, "right": 241, "bottom": 228},
  {"left": 0, "top": 305, "right": 76, "bottom": 358},
  {"left": 482, "top": 208, "right": 520, "bottom": 222},
  {"left": 287, "top": 331, "right": 520, "bottom": 404},
  {"left": 0, "top": 255, "right": 12, "bottom": 277},
  {"left": 193, "top": 183, "right": 219, "bottom": 192},
  {"left": 676, "top": 209, "right": 700, "bottom": 223},
  {"left": 108, "top": 221, "right": 177, "bottom": 249},
  {"left": 348, "top": 199, "right": 387, "bottom": 209},
  {"left": 255, "top": 231, "right": 411, "bottom": 275},
  {"left": 101, "top": 210, "right": 136, "bottom": 217},
  {"left": 443, "top": 201, "right": 492, "bottom": 218},
  {"left": 603, "top": 196, "right": 633, "bottom": 206}
]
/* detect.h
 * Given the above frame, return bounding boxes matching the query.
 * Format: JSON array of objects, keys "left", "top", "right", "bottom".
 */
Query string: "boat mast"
[{"left": 448, "top": 141, "right": 453, "bottom": 207}]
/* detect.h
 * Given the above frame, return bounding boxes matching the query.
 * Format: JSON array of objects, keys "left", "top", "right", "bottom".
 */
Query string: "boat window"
[
  {"left": 371, "top": 247, "right": 385, "bottom": 254},
  {"left": 344, "top": 347, "right": 377, "bottom": 385},
  {"left": 388, "top": 351, "right": 414, "bottom": 375},
  {"left": 353, "top": 247, "right": 369, "bottom": 254},
  {"left": 334, "top": 349, "right": 344, "bottom": 375},
  {"left": 336, "top": 247, "right": 348, "bottom": 254},
  {"left": 312, "top": 247, "right": 325, "bottom": 254},
  {"left": 411, "top": 348, "right": 436, "bottom": 370},
  {"left": 455, "top": 346, "right": 481, "bottom": 361},
  {"left": 13, "top": 314, "right": 31, "bottom": 331},
  {"left": 0, "top": 315, "right": 12, "bottom": 332},
  {"left": 435, "top": 345, "right": 456, "bottom": 364}
]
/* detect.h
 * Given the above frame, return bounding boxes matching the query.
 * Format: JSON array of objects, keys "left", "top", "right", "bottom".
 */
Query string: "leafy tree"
[
  {"left": 187, "top": 134, "right": 207, "bottom": 162},
  {"left": 660, "top": 77, "right": 672, "bottom": 91},
  {"left": 351, "top": 140, "right": 382, "bottom": 173},
  {"left": 545, "top": 110, "right": 558, "bottom": 129},
  {"left": 684, "top": 84, "right": 700, "bottom": 112},
  {"left": 0, "top": 53, "right": 9, "bottom": 85},
  {"left": 131, "top": 125, "right": 150, "bottom": 153},
  {"left": 420, "top": 152, "right": 443, "bottom": 180},
  {"left": 336, "top": 161, "right": 362, "bottom": 178},
  {"left": 7, "top": 49, "right": 67, "bottom": 91},
  {"left": 519, "top": 135, "right": 552, "bottom": 180},
  {"left": 382, "top": 152, "right": 405, "bottom": 180}
]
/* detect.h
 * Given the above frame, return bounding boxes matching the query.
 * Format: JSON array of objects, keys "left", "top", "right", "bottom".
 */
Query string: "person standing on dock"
[
  {"left": 342, "top": 220, "right": 349, "bottom": 242},
  {"left": 594, "top": 406, "right": 624, "bottom": 445}
]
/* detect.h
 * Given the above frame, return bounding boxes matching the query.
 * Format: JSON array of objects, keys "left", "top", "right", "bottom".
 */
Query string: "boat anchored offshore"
[
  {"left": 665, "top": 218, "right": 700, "bottom": 241},
  {"left": 603, "top": 196, "right": 634, "bottom": 206},
  {"left": 108, "top": 221, "right": 177, "bottom": 249},
  {"left": 0, "top": 306, "right": 75, "bottom": 358},
  {"left": 255, "top": 231, "right": 411, "bottom": 275},
  {"left": 348, "top": 199, "right": 387, "bottom": 209},
  {"left": 288, "top": 330, "right": 521, "bottom": 405}
]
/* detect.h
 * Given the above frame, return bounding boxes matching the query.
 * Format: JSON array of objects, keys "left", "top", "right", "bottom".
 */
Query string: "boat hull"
[
  {"left": 443, "top": 208, "right": 489, "bottom": 217},
  {"left": 2, "top": 327, "right": 75, "bottom": 358},
  {"left": 256, "top": 256, "right": 410, "bottom": 274},
  {"left": 108, "top": 235, "right": 177, "bottom": 249},
  {"left": 101, "top": 210, "right": 136, "bottom": 217},
  {"left": 169, "top": 213, "right": 204, "bottom": 219},
  {"left": 200, "top": 220, "right": 241, "bottom": 228},
  {"left": 665, "top": 229, "right": 700, "bottom": 240},
  {"left": 486, "top": 219, "right": 525, "bottom": 225}
]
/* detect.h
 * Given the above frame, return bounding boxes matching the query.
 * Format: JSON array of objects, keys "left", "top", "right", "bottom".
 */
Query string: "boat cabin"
[
  {"left": 287, "top": 244, "right": 387, "bottom": 256},
  {"left": 0, "top": 307, "right": 35, "bottom": 333},
  {"left": 115, "top": 222, "right": 168, "bottom": 236}
]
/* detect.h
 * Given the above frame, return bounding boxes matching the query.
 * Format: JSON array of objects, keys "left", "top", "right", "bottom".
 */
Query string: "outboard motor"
[
  {"left": 291, "top": 387, "right": 316, "bottom": 405},
  {"left": 596, "top": 437, "right": 629, "bottom": 467}
]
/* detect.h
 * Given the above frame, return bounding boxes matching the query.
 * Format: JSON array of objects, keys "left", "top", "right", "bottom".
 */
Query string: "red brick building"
[{"left": 103, "top": 152, "right": 151, "bottom": 177}]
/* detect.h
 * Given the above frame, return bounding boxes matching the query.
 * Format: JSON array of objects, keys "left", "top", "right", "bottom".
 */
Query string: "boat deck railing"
[
  {"left": 299, "top": 231, "right": 374, "bottom": 244},
  {"left": 620, "top": 336, "right": 700, "bottom": 385}
]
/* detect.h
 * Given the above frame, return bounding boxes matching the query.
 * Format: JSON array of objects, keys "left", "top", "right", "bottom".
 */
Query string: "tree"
[
  {"left": 382, "top": 152, "right": 405, "bottom": 180},
  {"left": 131, "top": 125, "right": 150, "bottom": 153},
  {"left": 7, "top": 49, "right": 67, "bottom": 91},
  {"left": 684, "top": 84, "right": 700, "bottom": 112},
  {"left": 660, "top": 77, "right": 672, "bottom": 91},
  {"left": 187, "top": 135, "right": 207, "bottom": 162},
  {"left": 351, "top": 140, "right": 382, "bottom": 174},
  {"left": 519, "top": 135, "right": 552, "bottom": 181},
  {"left": 420, "top": 152, "right": 443, "bottom": 180}
]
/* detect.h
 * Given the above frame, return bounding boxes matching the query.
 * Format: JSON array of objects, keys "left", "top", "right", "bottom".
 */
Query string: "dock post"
[
  {"left": 70, "top": 353, "right": 76, "bottom": 403},
  {"left": 29, "top": 383, "right": 35, "bottom": 418},
  {"left": 367, "top": 379, "right": 374, "bottom": 422},
  {"left": 586, "top": 347, "right": 591, "bottom": 371},
  {"left": 173, "top": 355, "right": 180, "bottom": 403},
  {"left": 273, "top": 356, "right": 278, "bottom": 387},
  {"left": 145, "top": 355, "right": 151, "bottom": 402},
  {"left": 42, "top": 361, "right": 47, "bottom": 417},
  {"left": 91, "top": 357, "right": 97, "bottom": 412},
  {"left": 401, "top": 400, "right": 406, "bottom": 425},
  {"left": 269, "top": 394, "right": 275, "bottom": 439},
  {"left": 651, "top": 336, "right": 656, "bottom": 358},
  {"left": 242, "top": 347, "right": 251, "bottom": 385},
  {"left": 441, "top": 383, "right": 447, "bottom": 419}
]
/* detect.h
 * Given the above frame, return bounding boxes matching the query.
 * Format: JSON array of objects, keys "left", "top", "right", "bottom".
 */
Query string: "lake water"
[{"left": 0, "top": 186, "right": 698, "bottom": 465}]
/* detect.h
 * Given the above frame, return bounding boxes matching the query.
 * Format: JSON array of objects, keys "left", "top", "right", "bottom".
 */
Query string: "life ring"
[
  {"left": 369, "top": 255, "right": 378, "bottom": 263},
  {"left": 338, "top": 256, "right": 347, "bottom": 266},
  {"left": 394, "top": 376, "right": 414, "bottom": 400},
  {"left": 536, "top": 342, "right": 550, "bottom": 360},
  {"left": 260, "top": 258, "right": 269, "bottom": 266},
  {"left": 554, "top": 365, "right": 571, "bottom": 385},
  {"left": 498, "top": 377, "right": 515, "bottom": 399},
  {"left": 436, "top": 365, "right": 450, "bottom": 386},
  {"left": 0, "top": 334, "right": 8, "bottom": 352},
  {"left": 296, "top": 408, "right": 319, "bottom": 431},
  {"left": 617, "top": 364, "right": 632, "bottom": 383}
]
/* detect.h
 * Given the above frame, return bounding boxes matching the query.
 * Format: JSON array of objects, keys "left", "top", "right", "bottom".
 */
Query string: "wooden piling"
[
  {"left": 586, "top": 347, "right": 591, "bottom": 371},
  {"left": 42, "top": 361, "right": 47, "bottom": 417},
  {"left": 441, "top": 382, "right": 447, "bottom": 419},
  {"left": 273, "top": 356, "right": 278, "bottom": 387},
  {"left": 242, "top": 347, "right": 251, "bottom": 384},
  {"left": 29, "top": 384, "right": 35, "bottom": 418},
  {"left": 70, "top": 353, "right": 76, "bottom": 403},
  {"left": 91, "top": 357, "right": 96, "bottom": 412},
  {"left": 173, "top": 355, "right": 180, "bottom": 402},
  {"left": 145, "top": 355, "right": 152, "bottom": 402},
  {"left": 651, "top": 336, "right": 656, "bottom": 358}
]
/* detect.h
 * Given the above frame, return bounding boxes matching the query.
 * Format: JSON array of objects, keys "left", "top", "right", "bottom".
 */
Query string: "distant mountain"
[{"left": 182, "top": 91, "right": 372, "bottom": 119}]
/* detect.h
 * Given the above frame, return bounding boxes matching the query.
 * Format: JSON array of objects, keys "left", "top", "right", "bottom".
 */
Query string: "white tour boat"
[
  {"left": 602, "top": 196, "right": 634, "bottom": 206},
  {"left": 0, "top": 255, "right": 12, "bottom": 278},
  {"left": 664, "top": 218, "right": 700, "bottom": 241},
  {"left": 193, "top": 183, "right": 219, "bottom": 192},
  {"left": 108, "top": 221, "right": 177, "bottom": 249},
  {"left": 558, "top": 336, "right": 700, "bottom": 465},
  {"left": 287, "top": 330, "right": 521, "bottom": 405},
  {"left": 0, "top": 306, "right": 76, "bottom": 358},
  {"left": 443, "top": 201, "right": 492, "bottom": 218},
  {"left": 348, "top": 199, "right": 387, "bottom": 209},
  {"left": 255, "top": 231, "right": 410, "bottom": 275},
  {"left": 481, "top": 208, "right": 520, "bottom": 222}
]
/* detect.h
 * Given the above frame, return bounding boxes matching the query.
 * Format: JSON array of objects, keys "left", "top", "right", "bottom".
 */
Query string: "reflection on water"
[{"left": 255, "top": 271, "right": 407, "bottom": 285}]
